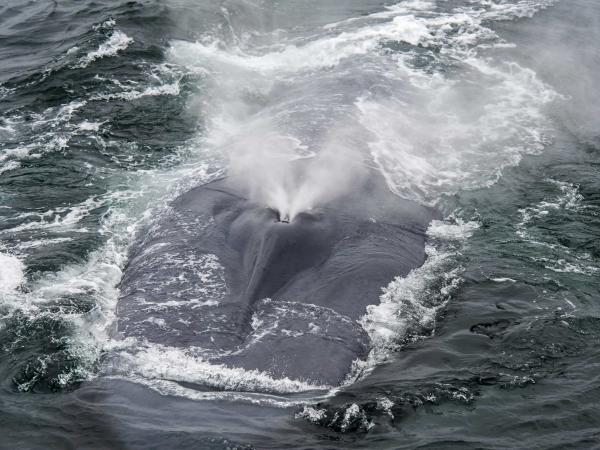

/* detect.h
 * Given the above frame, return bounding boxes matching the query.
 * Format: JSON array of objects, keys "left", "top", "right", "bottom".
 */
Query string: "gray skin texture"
[{"left": 116, "top": 174, "right": 439, "bottom": 387}]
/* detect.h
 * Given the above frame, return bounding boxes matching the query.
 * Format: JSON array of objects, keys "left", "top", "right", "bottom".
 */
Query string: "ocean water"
[{"left": 0, "top": 0, "right": 599, "bottom": 448}]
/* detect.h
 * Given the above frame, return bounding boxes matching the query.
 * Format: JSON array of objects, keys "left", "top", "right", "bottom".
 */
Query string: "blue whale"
[{"left": 116, "top": 174, "right": 438, "bottom": 387}]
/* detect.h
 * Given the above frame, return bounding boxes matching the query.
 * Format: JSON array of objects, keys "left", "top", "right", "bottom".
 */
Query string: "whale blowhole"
[{"left": 275, "top": 210, "right": 291, "bottom": 223}]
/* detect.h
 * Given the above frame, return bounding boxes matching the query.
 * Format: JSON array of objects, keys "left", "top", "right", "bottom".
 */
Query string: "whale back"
[{"left": 116, "top": 176, "right": 439, "bottom": 385}]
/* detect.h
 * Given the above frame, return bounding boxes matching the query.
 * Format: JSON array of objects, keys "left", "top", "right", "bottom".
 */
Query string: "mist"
[
  {"left": 224, "top": 117, "right": 366, "bottom": 221},
  {"left": 493, "top": 0, "right": 600, "bottom": 147},
  {"left": 168, "top": 0, "right": 569, "bottom": 214},
  {"left": 168, "top": 1, "right": 373, "bottom": 222}
]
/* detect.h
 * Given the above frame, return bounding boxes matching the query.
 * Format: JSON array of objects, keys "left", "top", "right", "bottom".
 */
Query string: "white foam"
[
  {"left": 93, "top": 18, "right": 116, "bottom": 31},
  {"left": 0, "top": 160, "right": 21, "bottom": 174},
  {"left": 480, "top": 0, "right": 556, "bottom": 21},
  {"left": 0, "top": 116, "right": 18, "bottom": 135},
  {"left": 0, "top": 253, "right": 25, "bottom": 292},
  {"left": 359, "top": 58, "right": 556, "bottom": 205},
  {"left": 111, "top": 343, "right": 330, "bottom": 394},
  {"left": 295, "top": 405, "right": 328, "bottom": 422},
  {"left": 377, "top": 397, "right": 395, "bottom": 418},
  {"left": 518, "top": 180, "right": 583, "bottom": 230},
  {"left": 0, "top": 100, "right": 87, "bottom": 167},
  {"left": 90, "top": 64, "right": 183, "bottom": 102},
  {"left": 539, "top": 258, "right": 599, "bottom": 275},
  {"left": 427, "top": 219, "right": 481, "bottom": 241},
  {"left": 0, "top": 146, "right": 35, "bottom": 163},
  {"left": 339, "top": 403, "right": 375, "bottom": 432},
  {"left": 234, "top": 299, "right": 360, "bottom": 357},
  {"left": 116, "top": 376, "right": 314, "bottom": 408},
  {"left": 0, "top": 85, "right": 15, "bottom": 99},
  {"left": 13, "top": 237, "right": 73, "bottom": 250},
  {"left": 3, "top": 196, "right": 102, "bottom": 233},
  {"left": 169, "top": 0, "right": 553, "bottom": 77},
  {"left": 0, "top": 150, "right": 223, "bottom": 387},
  {"left": 324, "top": 0, "right": 434, "bottom": 30},
  {"left": 77, "top": 120, "right": 104, "bottom": 132},
  {"left": 511, "top": 179, "right": 600, "bottom": 279},
  {"left": 357, "top": 219, "right": 479, "bottom": 375},
  {"left": 492, "top": 277, "right": 517, "bottom": 283},
  {"left": 76, "top": 30, "right": 133, "bottom": 69},
  {"left": 169, "top": 13, "right": 431, "bottom": 73},
  {"left": 91, "top": 82, "right": 180, "bottom": 102}
]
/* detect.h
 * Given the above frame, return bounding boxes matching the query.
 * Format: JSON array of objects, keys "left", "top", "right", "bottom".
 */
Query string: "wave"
[
  {"left": 0, "top": 252, "right": 24, "bottom": 293},
  {"left": 106, "top": 342, "right": 330, "bottom": 394},
  {"left": 75, "top": 30, "right": 133, "bottom": 69}
]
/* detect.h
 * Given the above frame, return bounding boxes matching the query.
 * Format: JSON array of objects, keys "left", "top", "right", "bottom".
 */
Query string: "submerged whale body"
[{"left": 117, "top": 175, "right": 439, "bottom": 386}]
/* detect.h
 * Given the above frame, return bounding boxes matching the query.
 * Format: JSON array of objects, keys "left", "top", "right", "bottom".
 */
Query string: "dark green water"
[{"left": 0, "top": 0, "right": 599, "bottom": 448}]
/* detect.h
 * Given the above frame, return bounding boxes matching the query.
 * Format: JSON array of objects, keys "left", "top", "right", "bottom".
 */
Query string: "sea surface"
[{"left": 1, "top": 0, "right": 599, "bottom": 448}]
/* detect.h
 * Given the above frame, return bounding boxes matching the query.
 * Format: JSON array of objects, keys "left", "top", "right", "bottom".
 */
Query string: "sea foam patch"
[
  {"left": 76, "top": 30, "right": 133, "bottom": 69},
  {"left": 0, "top": 253, "right": 25, "bottom": 293},
  {"left": 109, "top": 343, "right": 330, "bottom": 394},
  {"left": 355, "top": 219, "right": 479, "bottom": 379}
]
